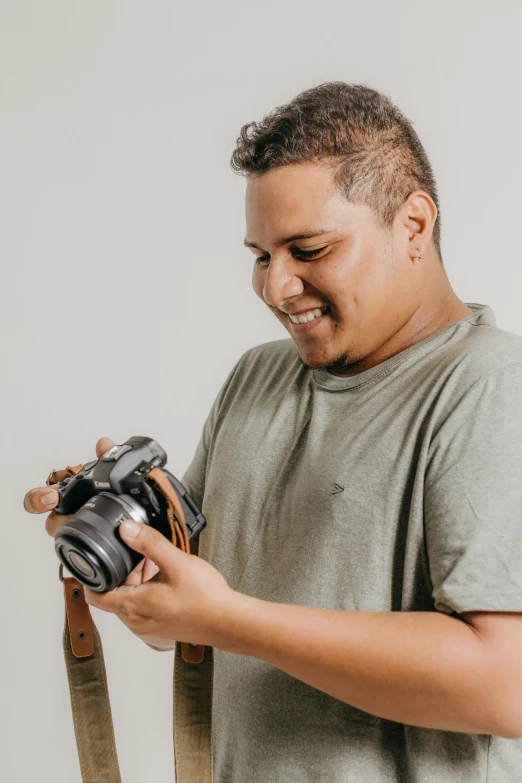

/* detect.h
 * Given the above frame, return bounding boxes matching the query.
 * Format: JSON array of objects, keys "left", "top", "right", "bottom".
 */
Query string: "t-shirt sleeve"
[
  {"left": 424, "top": 361, "right": 522, "bottom": 615},
  {"left": 181, "top": 354, "right": 245, "bottom": 511}
]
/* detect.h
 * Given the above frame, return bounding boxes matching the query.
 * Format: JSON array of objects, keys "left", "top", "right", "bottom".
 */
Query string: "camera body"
[{"left": 54, "top": 436, "right": 206, "bottom": 592}]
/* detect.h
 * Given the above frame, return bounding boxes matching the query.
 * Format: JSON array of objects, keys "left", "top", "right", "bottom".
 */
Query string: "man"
[{"left": 25, "top": 82, "right": 522, "bottom": 782}]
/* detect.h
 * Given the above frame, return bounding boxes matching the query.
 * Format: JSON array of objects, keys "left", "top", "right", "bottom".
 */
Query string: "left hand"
[{"left": 84, "top": 519, "right": 235, "bottom": 650}]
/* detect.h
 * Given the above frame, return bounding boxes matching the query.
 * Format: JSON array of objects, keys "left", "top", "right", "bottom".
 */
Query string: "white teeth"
[{"left": 289, "top": 307, "right": 326, "bottom": 325}]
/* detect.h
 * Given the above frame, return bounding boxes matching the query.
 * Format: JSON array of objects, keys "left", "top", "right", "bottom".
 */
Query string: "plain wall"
[{"left": 2, "top": 1, "right": 521, "bottom": 780}]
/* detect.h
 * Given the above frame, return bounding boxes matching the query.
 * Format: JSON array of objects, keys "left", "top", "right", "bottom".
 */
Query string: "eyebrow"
[{"left": 243, "top": 229, "right": 338, "bottom": 250}]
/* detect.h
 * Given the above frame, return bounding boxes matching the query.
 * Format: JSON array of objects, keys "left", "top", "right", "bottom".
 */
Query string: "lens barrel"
[{"left": 54, "top": 492, "right": 149, "bottom": 592}]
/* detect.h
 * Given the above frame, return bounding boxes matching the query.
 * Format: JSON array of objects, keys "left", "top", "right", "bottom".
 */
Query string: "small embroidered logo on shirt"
[{"left": 332, "top": 483, "right": 344, "bottom": 495}]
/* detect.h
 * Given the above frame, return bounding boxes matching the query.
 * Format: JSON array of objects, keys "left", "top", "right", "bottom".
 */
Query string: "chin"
[
  {"left": 298, "top": 343, "right": 362, "bottom": 375},
  {"left": 295, "top": 345, "right": 337, "bottom": 370}
]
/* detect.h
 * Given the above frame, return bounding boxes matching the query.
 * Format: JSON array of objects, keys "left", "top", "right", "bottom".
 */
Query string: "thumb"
[
  {"left": 96, "top": 436, "right": 116, "bottom": 460},
  {"left": 119, "top": 520, "right": 186, "bottom": 568}
]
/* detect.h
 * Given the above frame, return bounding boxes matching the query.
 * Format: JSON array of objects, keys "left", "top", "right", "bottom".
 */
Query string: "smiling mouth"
[
  {"left": 288, "top": 308, "right": 322, "bottom": 325},
  {"left": 283, "top": 304, "right": 330, "bottom": 322},
  {"left": 286, "top": 306, "right": 331, "bottom": 332}
]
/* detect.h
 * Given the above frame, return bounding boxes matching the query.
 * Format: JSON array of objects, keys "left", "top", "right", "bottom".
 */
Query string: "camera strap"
[{"left": 48, "top": 463, "right": 213, "bottom": 783}]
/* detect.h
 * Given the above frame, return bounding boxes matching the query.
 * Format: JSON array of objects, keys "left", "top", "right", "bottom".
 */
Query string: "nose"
[{"left": 261, "top": 253, "right": 304, "bottom": 308}]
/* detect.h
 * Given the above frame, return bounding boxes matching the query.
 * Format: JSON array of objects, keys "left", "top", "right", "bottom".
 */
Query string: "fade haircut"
[{"left": 231, "top": 82, "right": 442, "bottom": 261}]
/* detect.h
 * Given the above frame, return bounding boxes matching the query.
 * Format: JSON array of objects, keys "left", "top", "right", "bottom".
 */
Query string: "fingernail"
[
  {"left": 41, "top": 491, "right": 58, "bottom": 507},
  {"left": 121, "top": 521, "right": 140, "bottom": 538}
]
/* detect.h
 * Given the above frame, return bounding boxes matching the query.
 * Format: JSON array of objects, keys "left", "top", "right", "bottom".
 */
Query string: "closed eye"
[{"left": 254, "top": 245, "right": 329, "bottom": 267}]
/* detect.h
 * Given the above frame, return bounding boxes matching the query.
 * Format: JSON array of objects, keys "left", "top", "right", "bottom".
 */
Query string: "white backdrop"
[{"left": 2, "top": 1, "right": 521, "bottom": 781}]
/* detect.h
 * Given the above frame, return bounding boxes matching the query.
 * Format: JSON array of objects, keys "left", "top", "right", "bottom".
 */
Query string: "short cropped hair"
[{"left": 231, "top": 82, "right": 442, "bottom": 260}]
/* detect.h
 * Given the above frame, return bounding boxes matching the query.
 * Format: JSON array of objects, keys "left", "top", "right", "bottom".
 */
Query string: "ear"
[{"left": 399, "top": 190, "right": 438, "bottom": 262}]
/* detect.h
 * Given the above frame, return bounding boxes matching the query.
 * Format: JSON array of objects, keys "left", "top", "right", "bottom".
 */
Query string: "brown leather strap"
[
  {"left": 146, "top": 468, "right": 191, "bottom": 554},
  {"left": 63, "top": 576, "right": 94, "bottom": 657},
  {"left": 47, "top": 463, "right": 83, "bottom": 485}
]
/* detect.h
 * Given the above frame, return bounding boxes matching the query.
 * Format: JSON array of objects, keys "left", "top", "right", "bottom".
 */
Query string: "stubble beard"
[{"left": 297, "top": 341, "right": 365, "bottom": 376}]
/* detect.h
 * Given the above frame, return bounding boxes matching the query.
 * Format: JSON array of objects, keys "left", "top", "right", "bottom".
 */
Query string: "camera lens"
[
  {"left": 54, "top": 492, "right": 149, "bottom": 592},
  {"left": 69, "top": 551, "right": 96, "bottom": 579}
]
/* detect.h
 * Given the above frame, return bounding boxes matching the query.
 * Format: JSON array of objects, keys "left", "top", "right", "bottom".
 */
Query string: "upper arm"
[
  {"left": 424, "top": 363, "right": 522, "bottom": 616},
  {"left": 460, "top": 610, "right": 522, "bottom": 738}
]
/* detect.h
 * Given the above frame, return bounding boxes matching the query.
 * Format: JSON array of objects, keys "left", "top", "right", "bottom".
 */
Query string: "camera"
[{"left": 53, "top": 436, "right": 206, "bottom": 592}]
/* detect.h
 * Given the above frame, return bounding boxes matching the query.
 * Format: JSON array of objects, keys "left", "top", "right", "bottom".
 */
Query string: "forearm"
[{"left": 217, "top": 595, "right": 510, "bottom": 736}]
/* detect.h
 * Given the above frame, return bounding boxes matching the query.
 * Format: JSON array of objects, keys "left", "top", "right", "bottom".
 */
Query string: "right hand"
[{"left": 23, "top": 436, "right": 161, "bottom": 584}]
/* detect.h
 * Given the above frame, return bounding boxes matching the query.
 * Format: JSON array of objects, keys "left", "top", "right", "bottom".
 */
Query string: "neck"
[
  {"left": 407, "top": 261, "right": 473, "bottom": 341},
  {"left": 328, "top": 262, "right": 473, "bottom": 377}
]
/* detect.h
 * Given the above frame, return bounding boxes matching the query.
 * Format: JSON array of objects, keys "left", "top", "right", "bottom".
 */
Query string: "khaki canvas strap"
[
  {"left": 62, "top": 575, "right": 122, "bottom": 783},
  {"left": 174, "top": 644, "right": 214, "bottom": 783},
  {"left": 48, "top": 462, "right": 213, "bottom": 783}
]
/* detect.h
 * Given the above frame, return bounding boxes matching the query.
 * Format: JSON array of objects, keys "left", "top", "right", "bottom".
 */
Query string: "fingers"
[
  {"left": 119, "top": 520, "right": 184, "bottom": 570},
  {"left": 23, "top": 481, "right": 69, "bottom": 537},
  {"left": 45, "top": 510, "right": 73, "bottom": 536},
  {"left": 123, "top": 557, "right": 146, "bottom": 586},
  {"left": 96, "top": 437, "right": 116, "bottom": 460},
  {"left": 84, "top": 583, "right": 135, "bottom": 613},
  {"left": 123, "top": 557, "right": 160, "bottom": 586},
  {"left": 23, "top": 485, "right": 71, "bottom": 536},
  {"left": 142, "top": 558, "right": 160, "bottom": 582},
  {"left": 23, "top": 484, "right": 59, "bottom": 514}
]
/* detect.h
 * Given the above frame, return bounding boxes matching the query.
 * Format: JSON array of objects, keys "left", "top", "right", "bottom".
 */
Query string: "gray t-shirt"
[{"left": 182, "top": 302, "right": 522, "bottom": 783}]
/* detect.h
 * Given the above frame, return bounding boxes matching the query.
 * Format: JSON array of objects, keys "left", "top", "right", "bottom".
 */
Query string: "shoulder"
[
  {"left": 232, "top": 338, "right": 302, "bottom": 381},
  {"left": 436, "top": 317, "right": 522, "bottom": 391},
  {"left": 463, "top": 321, "right": 522, "bottom": 367},
  {"left": 427, "top": 317, "right": 522, "bottom": 433},
  {"left": 239, "top": 338, "right": 300, "bottom": 367},
  {"left": 220, "top": 338, "right": 307, "bottom": 407}
]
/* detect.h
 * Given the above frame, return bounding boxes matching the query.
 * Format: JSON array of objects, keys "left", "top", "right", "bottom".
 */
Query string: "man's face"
[{"left": 245, "top": 162, "right": 421, "bottom": 375}]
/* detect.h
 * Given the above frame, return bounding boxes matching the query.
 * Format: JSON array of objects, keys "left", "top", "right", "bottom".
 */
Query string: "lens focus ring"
[{"left": 54, "top": 492, "right": 149, "bottom": 592}]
